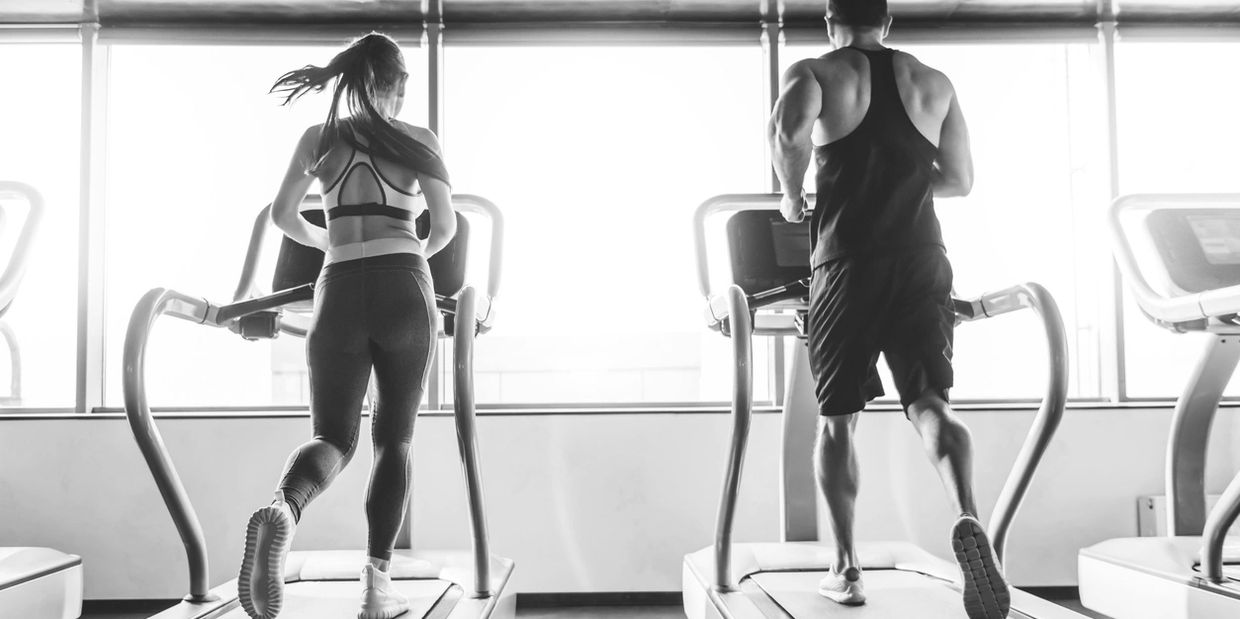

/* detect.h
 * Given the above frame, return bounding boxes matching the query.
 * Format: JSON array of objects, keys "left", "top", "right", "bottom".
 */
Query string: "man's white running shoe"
[
  {"left": 358, "top": 563, "right": 410, "bottom": 619},
  {"left": 952, "top": 514, "right": 1011, "bottom": 619},
  {"left": 238, "top": 492, "right": 296, "bottom": 619},
  {"left": 817, "top": 566, "right": 866, "bottom": 605}
]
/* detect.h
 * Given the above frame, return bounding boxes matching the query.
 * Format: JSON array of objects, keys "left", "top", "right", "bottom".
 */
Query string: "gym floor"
[{"left": 82, "top": 596, "right": 1109, "bottom": 618}]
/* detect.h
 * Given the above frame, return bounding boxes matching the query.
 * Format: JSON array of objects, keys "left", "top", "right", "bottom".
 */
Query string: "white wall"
[{"left": 0, "top": 407, "right": 1236, "bottom": 600}]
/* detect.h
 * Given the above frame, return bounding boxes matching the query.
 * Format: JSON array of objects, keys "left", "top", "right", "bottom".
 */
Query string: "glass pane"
[
  {"left": 1116, "top": 42, "right": 1240, "bottom": 398},
  {"left": 103, "top": 43, "right": 428, "bottom": 407},
  {"left": 443, "top": 45, "right": 771, "bottom": 405},
  {"left": 0, "top": 43, "right": 81, "bottom": 409},
  {"left": 779, "top": 41, "right": 1108, "bottom": 401}
]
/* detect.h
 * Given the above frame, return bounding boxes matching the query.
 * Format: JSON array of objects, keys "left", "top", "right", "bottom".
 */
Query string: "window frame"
[{"left": 1, "top": 20, "right": 1233, "bottom": 412}]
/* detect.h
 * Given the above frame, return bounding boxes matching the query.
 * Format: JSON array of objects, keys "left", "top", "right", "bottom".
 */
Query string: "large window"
[
  {"left": 102, "top": 43, "right": 428, "bottom": 407},
  {"left": 779, "top": 40, "right": 1109, "bottom": 401},
  {"left": 1116, "top": 41, "right": 1240, "bottom": 398},
  {"left": 442, "top": 45, "right": 771, "bottom": 405},
  {"left": 0, "top": 43, "right": 81, "bottom": 408}
]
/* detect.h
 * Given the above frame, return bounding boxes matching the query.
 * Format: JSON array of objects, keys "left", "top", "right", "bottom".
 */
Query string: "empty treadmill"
[
  {"left": 682, "top": 194, "right": 1084, "bottom": 618},
  {"left": 1079, "top": 193, "right": 1240, "bottom": 619},
  {"left": 0, "top": 182, "right": 82, "bottom": 619},
  {"left": 0, "top": 181, "right": 45, "bottom": 404},
  {"left": 123, "top": 195, "right": 513, "bottom": 618}
]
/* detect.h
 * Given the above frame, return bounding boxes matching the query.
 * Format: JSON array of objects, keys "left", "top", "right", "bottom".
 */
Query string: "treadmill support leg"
[{"left": 1167, "top": 335, "right": 1240, "bottom": 536}]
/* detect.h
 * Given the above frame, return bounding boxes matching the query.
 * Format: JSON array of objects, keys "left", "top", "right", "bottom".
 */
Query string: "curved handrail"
[
  {"left": 0, "top": 182, "right": 45, "bottom": 315},
  {"left": 1108, "top": 193, "right": 1240, "bottom": 325},
  {"left": 977, "top": 283, "right": 1069, "bottom": 565},
  {"left": 713, "top": 285, "right": 752, "bottom": 592},
  {"left": 233, "top": 204, "right": 275, "bottom": 302},
  {"left": 1202, "top": 469, "right": 1240, "bottom": 583},
  {"left": 0, "top": 321, "right": 20, "bottom": 403},
  {"left": 452, "top": 286, "right": 493, "bottom": 597},
  {"left": 453, "top": 194, "right": 505, "bottom": 302},
  {"left": 123, "top": 288, "right": 218, "bottom": 603}
]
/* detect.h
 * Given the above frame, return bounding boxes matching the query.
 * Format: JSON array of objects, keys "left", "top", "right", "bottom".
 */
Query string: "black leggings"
[{"left": 277, "top": 253, "right": 436, "bottom": 562}]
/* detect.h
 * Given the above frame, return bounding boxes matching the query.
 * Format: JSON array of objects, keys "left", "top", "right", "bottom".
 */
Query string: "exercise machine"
[
  {"left": 683, "top": 193, "right": 1081, "bottom": 618},
  {"left": 124, "top": 195, "right": 512, "bottom": 618}
]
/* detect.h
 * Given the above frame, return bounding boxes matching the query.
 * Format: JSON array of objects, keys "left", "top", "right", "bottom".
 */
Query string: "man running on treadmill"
[{"left": 768, "top": 1, "right": 1009, "bottom": 618}]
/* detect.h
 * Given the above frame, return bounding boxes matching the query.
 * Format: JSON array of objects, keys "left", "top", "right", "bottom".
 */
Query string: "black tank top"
[{"left": 811, "top": 47, "right": 943, "bottom": 268}]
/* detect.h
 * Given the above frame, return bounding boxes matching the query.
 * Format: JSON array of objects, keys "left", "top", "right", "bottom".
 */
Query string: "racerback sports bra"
[{"left": 321, "top": 147, "right": 427, "bottom": 224}]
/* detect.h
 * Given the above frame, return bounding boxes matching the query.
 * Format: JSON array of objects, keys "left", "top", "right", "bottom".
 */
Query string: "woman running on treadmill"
[{"left": 236, "top": 32, "right": 456, "bottom": 619}]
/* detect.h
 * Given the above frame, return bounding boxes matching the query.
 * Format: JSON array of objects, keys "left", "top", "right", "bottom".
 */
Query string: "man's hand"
[{"left": 781, "top": 191, "right": 807, "bottom": 223}]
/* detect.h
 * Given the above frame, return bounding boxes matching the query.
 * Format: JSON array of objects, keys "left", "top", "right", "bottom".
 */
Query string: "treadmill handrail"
[
  {"left": 0, "top": 182, "right": 45, "bottom": 316},
  {"left": 1109, "top": 193, "right": 1240, "bottom": 325},
  {"left": 976, "top": 282, "right": 1069, "bottom": 565},
  {"left": 453, "top": 285, "right": 494, "bottom": 597},
  {"left": 713, "top": 285, "right": 752, "bottom": 592},
  {"left": 123, "top": 288, "right": 220, "bottom": 603},
  {"left": 699, "top": 194, "right": 1069, "bottom": 582}
]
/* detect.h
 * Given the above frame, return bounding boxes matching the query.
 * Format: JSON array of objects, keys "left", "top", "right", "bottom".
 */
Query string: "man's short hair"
[{"left": 827, "top": 0, "right": 888, "bottom": 27}]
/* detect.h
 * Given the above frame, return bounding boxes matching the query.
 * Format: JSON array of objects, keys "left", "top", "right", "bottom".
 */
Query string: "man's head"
[{"left": 826, "top": 0, "right": 892, "bottom": 44}]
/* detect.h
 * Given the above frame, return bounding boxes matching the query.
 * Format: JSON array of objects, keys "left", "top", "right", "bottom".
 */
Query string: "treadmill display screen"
[
  {"left": 1187, "top": 215, "right": 1240, "bottom": 265},
  {"left": 771, "top": 222, "right": 812, "bottom": 268}
]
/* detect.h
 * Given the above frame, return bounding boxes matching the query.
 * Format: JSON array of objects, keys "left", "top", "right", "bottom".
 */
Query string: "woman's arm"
[
  {"left": 271, "top": 126, "right": 329, "bottom": 251},
  {"left": 403, "top": 124, "right": 456, "bottom": 256},
  {"left": 422, "top": 175, "right": 456, "bottom": 257}
]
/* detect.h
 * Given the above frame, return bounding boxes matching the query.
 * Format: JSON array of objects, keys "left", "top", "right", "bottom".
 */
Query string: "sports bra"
[{"left": 320, "top": 147, "right": 427, "bottom": 223}]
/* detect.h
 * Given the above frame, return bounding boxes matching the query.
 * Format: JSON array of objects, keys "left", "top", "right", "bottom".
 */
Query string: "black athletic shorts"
[{"left": 806, "top": 248, "right": 955, "bottom": 415}]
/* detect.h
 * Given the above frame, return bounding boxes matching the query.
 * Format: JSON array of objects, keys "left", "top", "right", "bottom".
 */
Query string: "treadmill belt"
[
  {"left": 750, "top": 570, "right": 1034, "bottom": 618},
  {"left": 214, "top": 580, "right": 452, "bottom": 618}
]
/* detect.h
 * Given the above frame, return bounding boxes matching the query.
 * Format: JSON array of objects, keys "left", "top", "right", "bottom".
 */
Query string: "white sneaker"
[
  {"left": 238, "top": 492, "right": 296, "bottom": 619},
  {"left": 817, "top": 566, "right": 866, "bottom": 605},
  {"left": 358, "top": 563, "right": 410, "bottom": 619}
]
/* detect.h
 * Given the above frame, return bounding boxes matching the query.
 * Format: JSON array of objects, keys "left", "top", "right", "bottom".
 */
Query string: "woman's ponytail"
[{"left": 272, "top": 33, "right": 451, "bottom": 185}]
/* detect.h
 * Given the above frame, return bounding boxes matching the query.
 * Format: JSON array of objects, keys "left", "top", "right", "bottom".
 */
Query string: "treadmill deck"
[
  {"left": 751, "top": 570, "right": 1034, "bottom": 618},
  {"left": 212, "top": 580, "right": 452, "bottom": 618}
]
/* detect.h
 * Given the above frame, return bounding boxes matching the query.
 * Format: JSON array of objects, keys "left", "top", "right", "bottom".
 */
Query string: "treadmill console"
[
  {"left": 726, "top": 210, "right": 812, "bottom": 296},
  {"left": 1146, "top": 209, "right": 1240, "bottom": 294}
]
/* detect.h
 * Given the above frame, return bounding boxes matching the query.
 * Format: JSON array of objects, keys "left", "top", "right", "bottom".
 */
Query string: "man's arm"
[
  {"left": 271, "top": 126, "right": 329, "bottom": 250},
  {"left": 933, "top": 83, "right": 973, "bottom": 198},
  {"left": 768, "top": 60, "right": 822, "bottom": 222}
]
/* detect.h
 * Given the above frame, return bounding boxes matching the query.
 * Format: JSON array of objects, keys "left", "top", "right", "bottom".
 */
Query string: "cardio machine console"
[
  {"left": 726, "top": 210, "right": 812, "bottom": 297},
  {"left": 1145, "top": 209, "right": 1240, "bottom": 294}
]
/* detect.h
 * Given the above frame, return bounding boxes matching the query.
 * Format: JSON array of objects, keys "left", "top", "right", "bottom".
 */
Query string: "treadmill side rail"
[
  {"left": 713, "top": 285, "right": 753, "bottom": 592},
  {"left": 123, "top": 287, "right": 221, "bottom": 603},
  {"left": 977, "top": 282, "right": 1070, "bottom": 565},
  {"left": 453, "top": 286, "right": 494, "bottom": 597}
]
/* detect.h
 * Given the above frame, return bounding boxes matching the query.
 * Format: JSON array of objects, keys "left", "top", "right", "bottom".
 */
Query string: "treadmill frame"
[
  {"left": 0, "top": 182, "right": 44, "bottom": 405},
  {"left": 122, "top": 195, "right": 512, "bottom": 617},
  {"left": 688, "top": 193, "right": 1072, "bottom": 615},
  {"left": 1089, "top": 193, "right": 1240, "bottom": 590}
]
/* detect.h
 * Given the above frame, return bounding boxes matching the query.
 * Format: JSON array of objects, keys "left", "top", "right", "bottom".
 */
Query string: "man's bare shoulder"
[
  {"left": 784, "top": 50, "right": 870, "bottom": 88},
  {"left": 893, "top": 51, "right": 955, "bottom": 97}
]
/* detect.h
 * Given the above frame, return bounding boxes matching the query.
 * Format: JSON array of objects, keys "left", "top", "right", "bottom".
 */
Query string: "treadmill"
[
  {"left": 682, "top": 194, "right": 1084, "bottom": 618},
  {"left": 0, "top": 181, "right": 45, "bottom": 405},
  {"left": 123, "top": 195, "right": 513, "bottom": 618},
  {"left": 1079, "top": 193, "right": 1240, "bottom": 619},
  {"left": 0, "top": 182, "right": 83, "bottom": 619}
]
